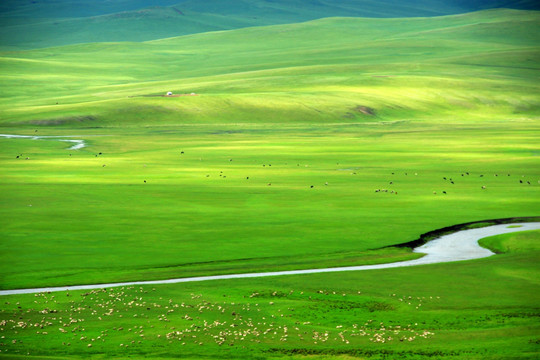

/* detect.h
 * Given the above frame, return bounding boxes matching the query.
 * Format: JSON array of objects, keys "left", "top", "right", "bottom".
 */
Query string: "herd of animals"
[{"left": 12, "top": 144, "right": 537, "bottom": 197}]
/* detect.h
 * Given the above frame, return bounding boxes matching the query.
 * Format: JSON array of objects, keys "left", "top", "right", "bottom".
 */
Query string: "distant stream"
[{"left": 0, "top": 134, "right": 86, "bottom": 150}]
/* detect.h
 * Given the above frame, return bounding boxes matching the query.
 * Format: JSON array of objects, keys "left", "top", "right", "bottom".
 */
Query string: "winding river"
[
  {"left": 0, "top": 222, "right": 538, "bottom": 296},
  {"left": 0, "top": 134, "right": 86, "bottom": 150}
]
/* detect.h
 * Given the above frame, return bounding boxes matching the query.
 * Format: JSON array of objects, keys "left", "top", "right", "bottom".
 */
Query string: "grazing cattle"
[
  {"left": 520, "top": 180, "right": 523, "bottom": 183},
  {"left": 466, "top": 172, "right": 469, "bottom": 175},
  {"left": 443, "top": 177, "right": 447, "bottom": 180},
  {"left": 375, "top": 189, "right": 380, "bottom": 192},
  {"left": 450, "top": 181, "right": 454, "bottom": 184},
  {"left": 102, "top": 164, "right": 106, "bottom": 167},
  {"left": 99, "top": 152, "right": 102, "bottom": 155},
  {"left": 480, "top": 174, "right": 484, "bottom": 177},
  {"left": 527, "top": 181, "right": 531, "bottom": 185},
  {"left": 181, "top": 151, "right": 184, "bottom": 154},
  {"left": 443, "top": 191, "right": 447, "bottom": 194},
  {"left": 433, "top": 191, "right": 437, "bottom": 195},
  {"left": 246, "top": 177, "right": 249, "bottom": 179},
  {"left": 389, "top": 181, "right": 393, "bottom": 184},
  {"left": 144, "top": 180, "right": 146, "bottom": 183},
  {"left": 16, "top": 155, "right": 19, "bottom": 158},
  {"left": 310, "top": 185, "right": 314, "bottom": 188},
  {"left": 325, "top": 182, "right": 328, "bottom": 185},
  {"left": 268, "top": 183, "right": 271, "bottom": 186},
  {"left": 482, "top": 186, "right": 486, "bottom": 189}
]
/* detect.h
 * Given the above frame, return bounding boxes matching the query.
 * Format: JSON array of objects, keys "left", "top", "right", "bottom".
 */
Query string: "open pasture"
[
  {"left": 0, "top": 229, "right": 539, "bottom": 359},
  {"left": 0, "top": 122, "right": 538, "bottom": 290},
  {"left": 0, "top": 8, "right": 539, "bottom": 360}
]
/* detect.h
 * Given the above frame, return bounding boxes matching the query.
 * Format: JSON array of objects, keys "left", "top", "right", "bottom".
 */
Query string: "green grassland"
[
  {"left": 1, "top": 0, "right": 539, "bottom": 49},
  {"left": 0, "top": 230, "right": 538, "bottom": 359},
  {"left": 0, "top": 8, "right": 539, "bottom": 359}
]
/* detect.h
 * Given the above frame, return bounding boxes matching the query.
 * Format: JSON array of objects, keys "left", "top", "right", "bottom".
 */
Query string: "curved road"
[{"left": 1, "top": 222, "right": 538, "bottom": 296}]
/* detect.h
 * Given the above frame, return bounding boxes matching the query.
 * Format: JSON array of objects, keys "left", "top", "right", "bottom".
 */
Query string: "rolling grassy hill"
[
  {"left": 1, "top": 0, "right": 539, "bottom": 49},
  {"left": 0, "top": 9, "right": 538, "bottom": 127},
  {"left": 0, "top": 8, "right": 539, "bottom": 359}
]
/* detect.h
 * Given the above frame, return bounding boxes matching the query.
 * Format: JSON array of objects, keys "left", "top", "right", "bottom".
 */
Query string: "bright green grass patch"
[
  {"left": 479, "top": 230, "right": 540, "bottom": 254},
  {"left": 0, "top": 239, "right": 538, "bottom": 359},
  {"left": 0, "top": 122, "right": 538, "bottom": 289}
]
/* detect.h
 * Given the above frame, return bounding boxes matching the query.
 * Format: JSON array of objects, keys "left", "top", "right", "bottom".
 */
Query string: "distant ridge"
[{"left": 1, "top": 0, "right": 539, "bottom": 49}]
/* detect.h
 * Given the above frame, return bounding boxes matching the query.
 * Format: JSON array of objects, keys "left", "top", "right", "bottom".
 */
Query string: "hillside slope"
[
  {"left": 0, "top": 9, "right": 538, "bottom": 127},
  {"left": 1, "top": 0, "right": 539, "bottom": 49}
]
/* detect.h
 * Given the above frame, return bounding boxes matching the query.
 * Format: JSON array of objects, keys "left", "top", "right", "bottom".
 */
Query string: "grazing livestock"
[
  {"left": 144, "top": 180, "right": 146, "bottom": 183},
  {"left": 310, "top": 185, "right": 314, "bottom": 188},
  {"left": 520, "top": 180, "right": 523, "bottom": 183},
  {"left": 246, "top": 177, "right": 249, "bottom": 179},
  {"left": 443, "top": 191, "right": 447, "bottom": 194},
  {"left": 482, "top": 186, "right": 486, "bottom": 189},
  {"left": 325, "top": 182, "right": 328, "bottom": 185}
]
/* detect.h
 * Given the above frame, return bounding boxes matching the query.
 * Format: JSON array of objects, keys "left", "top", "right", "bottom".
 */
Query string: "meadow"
[
  {"left": 0, "top": 8, "right": 539, "bottom": 359},
  {"left": 3, "top": 0, "right": 538, "bottom": 50}
]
